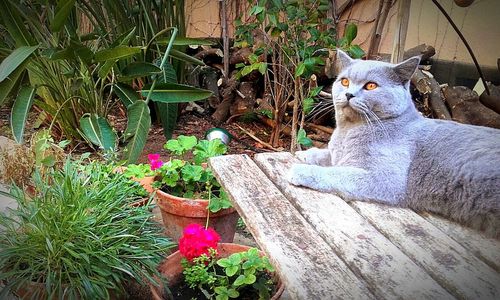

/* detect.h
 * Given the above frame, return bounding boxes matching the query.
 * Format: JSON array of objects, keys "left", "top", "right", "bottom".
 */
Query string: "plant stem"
[
  {"left": 205, "top": 184, "right": 212, "bottom": 229},
  {"left": 145, "top": 27, "right": 178, "bottom": 104}
]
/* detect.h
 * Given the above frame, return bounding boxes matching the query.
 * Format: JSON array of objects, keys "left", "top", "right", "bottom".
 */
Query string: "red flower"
[
  {"left": 179, "top": 224, "right": 220, "bottom": 261},
  {"left": 148, "top": 153, "right": 164, "bottom": 171}
]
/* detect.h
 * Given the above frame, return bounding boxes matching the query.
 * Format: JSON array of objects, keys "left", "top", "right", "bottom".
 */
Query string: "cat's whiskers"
[
  {"left": 352, "top": 104, "right": 376, "bottom": 139},
  {"left": 359, "top": 111, "right": 377, "bottom": 140},
  {"left": 366, "top": 110, "right": 390, "bottom": 138},
  {"left": 307, "top": 101, "right": 335, "bottom": 121}
]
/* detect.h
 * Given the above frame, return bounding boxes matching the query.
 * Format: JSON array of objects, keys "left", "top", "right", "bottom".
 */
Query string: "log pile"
[{"left": 186, "top": 43, "right": 500, "bottom": 148}]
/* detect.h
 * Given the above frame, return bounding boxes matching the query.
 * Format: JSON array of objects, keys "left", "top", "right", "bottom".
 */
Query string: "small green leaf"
[
  {"left": 193, "top": 139, "right": 227, "bottom": 164},
  {"left": 258, "top": 62, "right": 267, "bottom": 74},
  {"left": 233, "top": 275, "right": 247, "bottom": 286},
  {"left": 181, "top": 165, "right": 204, "bottom": 182},
  {"left": 348, "top": 45, "right": 365, "bottom": 59},
  {"left": 226, "top": 265, "right": 239, "bottom": 277},
  {"left": 79, "top": 114, "right": 116, "bottom": 151},
  {"left": 41, "top": 155, "right": 55, "bottom": 167},
  {"left": 170, "top": 49, "right": 205, "bottom": 66},
  {"left": 0, "top": 45, "right": 38, "bottom": 82},
  {"left": 94, "top": 46, "right": 142, "bottom": 62},
  {"left": 214, "top": 286, "right": 227, "bottom": 294},
  {"left": 240, "top": 65, "right": 253, "bottom": 77},
  {"left": 303, "top": 97, "right": 314, "bottom": 115},
  {"left": 156, "top": 37, "right": 216, "bottom": 46},
  {"left": 217, "top": 258, "right": 232, "bottom": 268},
  {"left": 310, "top": 86, "right": 323, "bottom": 97},
  {"left": 141, "top": 83, "right": 212, "bottom": 103},
  {"left": 121, "top": 62, "right": 161, "bottom": 78},
  {"left": 344, "top": 23, "right": 358, "bottom": 44},
  {"left": 0, "top": 1, "right": 36, "bottom": 47},
  {"left": 50, "top": 0, "right": 76, "bottom": 32},
  {"left": 295, "top": 62, "right": 306, "bottom": 78},
  {"left": 124, "top": 101, "right": 151, "bottom": 163},
  {"left": 0, "top": 61, "right": 25, "bottom": 106},
  {"left": 297, "top": 128, "right": 313, "bottom": 147},
  {"left": 11, "top": 86, "right": 35, "bottom": 144},
  {"left": 227, "top": 289, "right": 239, "bottom": 298},
  {"left": 164, "top": 135, "right": 197, "bottom": 155},
  {"left": 113, "top": 83, "right": 139, "bottom": 108}
]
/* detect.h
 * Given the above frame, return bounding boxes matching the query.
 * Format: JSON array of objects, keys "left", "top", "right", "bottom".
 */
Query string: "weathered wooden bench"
[{"left": 209, "top": 152, "right": 500, "bottom": 300}]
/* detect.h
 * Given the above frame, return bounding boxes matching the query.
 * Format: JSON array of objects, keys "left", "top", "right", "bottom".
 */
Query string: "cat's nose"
[{"left": 345, "top": 93, "right": 355, "bottom": 100}]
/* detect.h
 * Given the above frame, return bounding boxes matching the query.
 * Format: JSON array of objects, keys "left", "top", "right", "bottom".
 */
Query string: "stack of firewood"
[{"left": 186, "top": 43, "right": 500, "bottom": 146}]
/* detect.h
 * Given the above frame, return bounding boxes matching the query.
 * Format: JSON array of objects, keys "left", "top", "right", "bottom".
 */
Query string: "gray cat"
[{"left": 287, "top": 49, "right": 500, "bottom": 238}]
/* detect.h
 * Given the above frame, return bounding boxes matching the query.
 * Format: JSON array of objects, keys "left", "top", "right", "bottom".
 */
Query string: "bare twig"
[
  {"left": 390, "top": 0, "right": 411, "bottom": 63},
  {"left": 411, "top": 69, "right": 452, "bottom": 120},
  {"left": 367, "top": 0, "right": 393, "bottom": 58},
  {"left": 235, "top": 124, "right": 279, "bottom": 151},
  {"left": 219, "top": 0, "right": 229, "bottom": 79}
]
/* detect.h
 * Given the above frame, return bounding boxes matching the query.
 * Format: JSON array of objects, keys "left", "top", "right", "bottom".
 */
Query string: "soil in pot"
[
  {"left": 168, "top": 268, "right": 279, "bottom": 300},
  {"left": 151, "top": 243, "right": 284, "bottom": 300}
]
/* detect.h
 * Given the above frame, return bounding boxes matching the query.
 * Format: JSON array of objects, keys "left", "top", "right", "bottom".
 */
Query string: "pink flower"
[
  {"left": 179, "top": 224, "right": 220, "bottom": 261},
  {"left": 148, "top": 153, "right": 164, "bottom": 171},
  {"left": 148, "top": 153, "right": 161, "bottom": 161}
]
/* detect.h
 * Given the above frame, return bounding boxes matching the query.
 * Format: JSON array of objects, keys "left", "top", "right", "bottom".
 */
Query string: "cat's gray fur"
[{"left": 287, "top": 49, "right": 500, "bottom": 238}]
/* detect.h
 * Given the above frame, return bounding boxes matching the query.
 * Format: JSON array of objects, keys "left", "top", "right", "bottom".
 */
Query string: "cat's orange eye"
[
  {"left": 340, "top": 78, "right": 349, "bottom": 87},
  {"left": 364, "top": 82, "right": 378, "bottom": 90}
]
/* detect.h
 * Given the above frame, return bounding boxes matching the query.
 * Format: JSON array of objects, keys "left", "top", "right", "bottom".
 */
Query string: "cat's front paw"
[
  {"left": 294, "top": 150, "right": 309, "bottom": 163},
  {"left": 294, "top": 148, "right": 331, "bottom": 166},
  {"left": 286, "top": 163, "right": 314, "bottom": 187}
]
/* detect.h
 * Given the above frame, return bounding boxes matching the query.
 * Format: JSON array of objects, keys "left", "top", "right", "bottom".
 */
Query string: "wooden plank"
[
  {"left": 209, "top": 154, "right": 374, "bottom": 300},
  {"left": 254, "top": 152, "right": 452, "bottom": 299},
  {"left": 353, "top": 201, "right": 500, "bottom": 299},
  {"left": 423, "top": 213, "right": 500, "bottom": 272}
]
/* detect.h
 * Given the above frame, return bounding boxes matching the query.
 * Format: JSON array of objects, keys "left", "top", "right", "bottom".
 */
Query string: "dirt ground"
[{"left": 0, "top": 102, "right": 292, "bottom": 162}]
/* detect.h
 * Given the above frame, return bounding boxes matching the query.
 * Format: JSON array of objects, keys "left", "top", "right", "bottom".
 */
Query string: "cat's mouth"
[{"left": 335, "top": 99, "right": 370, "bottom": 122}]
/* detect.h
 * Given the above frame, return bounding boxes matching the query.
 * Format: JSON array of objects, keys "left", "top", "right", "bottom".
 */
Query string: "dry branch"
[
  {"left": 234, "top": 124, "right": 279, "bottom": 151},
  {"left": 479, "top": 83, "right": 500, "bottom": 115},
  {"left": 212, "top": 75, "right": 238, "bottom": 124},
  {"left": 443, "top": 86, "right": 500, "bottom": 129},
  {"left": 411, "top": 69, "right": 451, "bottom": 120},
  {"left": 404, "top": 44, "right": 436, "bottom": 61},
  {"left": 194, "top": 48, "right": 223, "bottom": 60}
]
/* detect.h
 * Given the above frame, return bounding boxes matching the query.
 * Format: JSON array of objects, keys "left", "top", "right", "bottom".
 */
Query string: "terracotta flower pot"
[
  {"left": 150, "top": 243, "right": 284, "bottom": 300},
  {"left": 155, "top": 189, "right": 238, "bottom": 242},
  {"left": 114, "top": 166, "right": 156, "bottom": 207},
  {"left": 135, "top": 175, "right": 156, "bottom": 194}
]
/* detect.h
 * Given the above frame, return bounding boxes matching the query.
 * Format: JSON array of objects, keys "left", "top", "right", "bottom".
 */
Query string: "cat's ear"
[
  {"left": 393, "top": 56, "right": 420, "bottom": 82},
  {"left": 337, "top": 49, "right": 354, "bottom": 69}
]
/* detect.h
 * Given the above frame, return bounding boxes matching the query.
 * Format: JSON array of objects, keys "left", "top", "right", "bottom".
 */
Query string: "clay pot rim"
[{"left": 155, "top": 188, "right": 236, "bottom": 218}]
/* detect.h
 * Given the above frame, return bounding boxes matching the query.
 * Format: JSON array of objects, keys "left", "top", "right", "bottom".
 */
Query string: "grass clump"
[{"left": 0, "top": 159, "right": 175, "bottom": 299}]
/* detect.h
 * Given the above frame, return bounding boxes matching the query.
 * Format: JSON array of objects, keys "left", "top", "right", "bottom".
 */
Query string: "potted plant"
[
  {"left": 0, "top": 159, "right": 175, "bottom": 299},
  {"left": 150, "top": 224, "right": 284, "bottom": 300},
  {"left": 120, "top": 160, "right": 158, "bottom": 194},
  {"left": 149, "top": 135, "right": 238, "bottom": 242}
]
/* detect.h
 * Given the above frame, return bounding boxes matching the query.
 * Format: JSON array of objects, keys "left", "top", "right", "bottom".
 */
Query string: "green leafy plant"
[
  {"left": 0, "top": 159, "right": 174, "bottom": 299},
  {"left": 122, "top": 163, "right": 155, "bottom": 180},
  {"left": 179, "top": 225, "right": 276, "bottom": 300},
  {"left": 149, "top": 135, "right": 232, "bottom": 213},
  {"left": 0, "top": 0, "right": 213, "bottom": 163},
  {"left": 297, "top": 128, "right": 313, "bottom": 147},
  {"left": 234, "top": 1, "right": 364, "bottom": 149}
]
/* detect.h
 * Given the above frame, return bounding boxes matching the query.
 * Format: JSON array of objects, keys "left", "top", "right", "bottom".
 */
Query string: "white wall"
[{"left": 405, "top": 0, "right": 500, "bottom": 68}]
